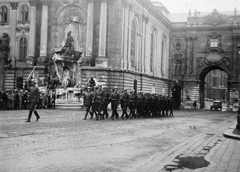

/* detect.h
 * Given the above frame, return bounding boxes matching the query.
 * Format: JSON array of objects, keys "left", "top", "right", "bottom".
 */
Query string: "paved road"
[{"left": 0, "top": 109, "right": 239, "bottom": 172}]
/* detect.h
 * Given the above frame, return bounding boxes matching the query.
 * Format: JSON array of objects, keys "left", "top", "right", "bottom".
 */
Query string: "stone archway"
[{"left": 198, "top": 65, "right": 230, "bottom": 109}]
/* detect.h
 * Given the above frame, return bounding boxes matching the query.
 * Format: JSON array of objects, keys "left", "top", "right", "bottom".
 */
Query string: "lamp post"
[{"left": 236, "top": 43, "right": 240, "bottom": 130}]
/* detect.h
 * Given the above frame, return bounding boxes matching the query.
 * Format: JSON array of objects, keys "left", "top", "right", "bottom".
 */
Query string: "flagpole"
[{"left": 26, "top": 66, "right": 37, "bottom": 81}]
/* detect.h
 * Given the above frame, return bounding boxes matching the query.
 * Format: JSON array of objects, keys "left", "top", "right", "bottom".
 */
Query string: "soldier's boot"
[
  {"left": 26, "top": 110, "right": 32, "bottom": 122},
  {"left": 116, "top": 112, "right": 119, "bottom": 119},
  {"left": 90, "top": 111, "right": 93, "bottom": 119},
  {"left": 120, "top": 113, "right": 124, "bottom": 119},
  {"left": 83, "top": 111, "right": 88, "bottom": 120},
  {"left": 111, "top": 114, "right": 114, "bottom": 120},
  {"left": 34, "top": 111, "right": 40, "bottom": 121}
]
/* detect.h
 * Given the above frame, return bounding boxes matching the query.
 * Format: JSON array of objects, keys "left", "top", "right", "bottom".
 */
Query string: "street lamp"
[{"left": 236, "top": 43, "right": 240, "bottom": 130}]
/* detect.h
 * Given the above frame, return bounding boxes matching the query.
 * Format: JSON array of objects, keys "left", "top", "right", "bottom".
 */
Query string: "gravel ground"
[{"left": 0, "top": 109, "right": 236, "bottom": 172}]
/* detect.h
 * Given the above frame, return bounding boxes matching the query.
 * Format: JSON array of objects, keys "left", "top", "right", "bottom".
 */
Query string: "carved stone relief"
[
  {"left": 173, "top": 54, "right": 183, "bottom": 76},
  {"left": 204, "top": 9, "right": 227, "bottom": 26}
]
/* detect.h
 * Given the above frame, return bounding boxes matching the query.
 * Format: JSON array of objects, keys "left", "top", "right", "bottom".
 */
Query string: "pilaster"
[
  {"left": 9, "top": 2, "right": 19, "bottom": 65},
  {"left": 39, "top": 0, "right": 50, "bottom": 65},
  {"left": 85, "top": 0, "right": 94, "bottom": 65},
  {"left": 28, "top": 0, "right": 37, "bottom": 66},
  {"left": 96, "top": 0, "right": 108, "bottom": 67}
]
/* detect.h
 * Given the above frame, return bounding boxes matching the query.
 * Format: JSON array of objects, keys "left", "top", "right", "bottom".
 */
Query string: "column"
[
  {"left": 39, "top": 0, "right": 49, "bottom": 65},
  {"left": 123, "top": 2, "right": 129, "bottom": 69},
  {"left": 140, "top": 14, "right": 146, "bottom": 72},
  {"left": 85, "top": 0, "right": 94, "bottom": 65},
  {"left": 27, "top": 0, "right": 37, "bottom": 65},
  {"left": 9, "top": 2, "right": 18, "bottom": 64},
  {"left": 127, "top": 4, "right": 133, "bottom": 70},
  {"left": 96, "top": 0, "right": 107, "bottom": 67},
  {"left": 232, "top": 36, "right": 237, "bottom": 80}
]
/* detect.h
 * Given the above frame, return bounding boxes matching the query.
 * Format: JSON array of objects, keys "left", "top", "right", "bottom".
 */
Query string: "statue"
[
  {"left": 0, "top": 33, "right": 11, "bottom": 67},
  {"left": 63, "top": 31, "right": 74, "bottom": 56}
]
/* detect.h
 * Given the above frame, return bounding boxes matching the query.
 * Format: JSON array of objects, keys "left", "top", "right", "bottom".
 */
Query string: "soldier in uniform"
[
  {"left": 165, "top": 96, "right": 170, "bottom": 116},
  {"left": 90, "top": 86, "right": 98, "bottom": 119},
  {"left": 120, "top": 89, "right": 129, "bottom": 119},
  {"left": 151, "top": 93, "right": 158, "bottom": 118},
  {"left": 110, "top": 87, "right": 120, "bottom": 120},
  {"left": 94, "top": 85, "right": 104, "bottom": 120},
  {"left": 83, "top": 87, "right": 94, "bottom": 120},
  {"left": 25, "top": 80, "right": 40, "bottom": 122},
  {"left": 137, "top": 91, "right": 145, "bottom": 118},
  {"left": 145, "top": 93, "right": 152, "bottom": 118},
  {"left": 102, "top": 86, "right": 110, "bottom": 119},
  {"left": 169, "top": 97, "right": 175, "bottom": 116},
  {"left": 129, "top": 89, "right": 138, "bottom": 119}
]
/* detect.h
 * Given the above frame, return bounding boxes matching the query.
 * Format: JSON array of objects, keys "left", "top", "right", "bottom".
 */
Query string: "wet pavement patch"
[{"left": 164, "top": 156, "right": 210, "bottom": 171}]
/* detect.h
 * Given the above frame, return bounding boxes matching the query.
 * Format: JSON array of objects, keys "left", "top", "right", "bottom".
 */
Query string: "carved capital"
[
  {"left": 29, "top": 0, "right": 37, "bottom": 6},
  {"left": 10, "top": 2, "right": 19, "bottom": 10},
  {"left": 40, "top": 0, "right": 51, "bottom": 6},
  {"left": 129, "top": 3, "right": 133, "bottom": 11},
  {"left": 122, "top": 0, "right": 129, "bottom": 8}
]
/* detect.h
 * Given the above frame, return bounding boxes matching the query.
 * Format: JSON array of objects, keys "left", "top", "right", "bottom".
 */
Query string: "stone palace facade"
[{"left": 0, "top": 0, "right": 239, "bottom": 108}]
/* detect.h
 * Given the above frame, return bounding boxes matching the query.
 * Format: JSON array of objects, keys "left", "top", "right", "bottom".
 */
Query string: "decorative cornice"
[
  {"left": 10, "top": 2, "right": 19, "bottom": 10},
  {"left": 40, "top": 0, "right": 50, "bottom": 6},
  {"left": 29, "top": 0, "right": 37, "bottom": 6}
]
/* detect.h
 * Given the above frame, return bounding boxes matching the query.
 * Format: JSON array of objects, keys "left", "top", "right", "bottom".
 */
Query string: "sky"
[{"left": 154, "top": 0, "right": 240, "bottom": 13}]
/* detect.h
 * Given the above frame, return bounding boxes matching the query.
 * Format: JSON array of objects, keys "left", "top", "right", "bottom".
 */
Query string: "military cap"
[{"left": 113, "top": 86, "right": 118, "bottom": 90}]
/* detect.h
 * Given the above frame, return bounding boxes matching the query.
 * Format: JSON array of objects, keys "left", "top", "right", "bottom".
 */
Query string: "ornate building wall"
[
  {"left": 0, "top": 0, "right": 172, "bottom": 94},
  {"left": 170, "top": 9, "right": 240, "bottom": 107}
]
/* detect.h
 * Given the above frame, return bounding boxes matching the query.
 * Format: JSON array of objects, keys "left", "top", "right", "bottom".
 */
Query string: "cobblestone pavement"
[{"left": 0, "top": 109, "right": 239, "bottom": 172}]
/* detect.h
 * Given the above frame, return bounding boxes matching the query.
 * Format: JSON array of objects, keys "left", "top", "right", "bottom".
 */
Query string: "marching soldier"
[
  {"left": 94, "top": 85, "right": 104, "bottom": 120},
  {"left": 90, "top": 86, "right": 98, "bottom": 119},
  {"left": 83, "top": 87, "right": 94, "bottom": 120},
  {"left": 102, "top": 86, "right": 110, "bottom": 119},
  {"left": 129, "top": 89, "right": 138, "bottom": 119},
  {"left": 169, "top": 97, "right": 175, "bottom": 116},
  {"left": 110, "top": 87, "right": 120, "bottom": 120},
  {"left": 151, "top": 93, "right": 158, "bottom": 118},
  {"left": 25, "top": 80, "right": 40, "bottom": 122},
  {"left": 120, "top": 89, "right": 129, "bottom": 119},
  {"left": 145, "top": 93, "right": 152, "bottom": 118},
  {"left": 137, "top": 91, "right": 145, "bottom": 118}
]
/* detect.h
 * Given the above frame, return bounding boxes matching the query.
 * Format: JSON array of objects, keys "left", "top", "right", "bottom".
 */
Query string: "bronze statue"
[{"left": 63, "top": 31, "right": 74, "bottom": 56}]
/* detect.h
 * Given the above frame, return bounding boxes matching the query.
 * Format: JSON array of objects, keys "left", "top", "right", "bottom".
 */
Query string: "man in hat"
[
  {"left": 120, "top": 89, "right": 129, "bottom": 119},
  {"left": 129, "top": 89, "right": 137, "bottom": 119},
  {"left": 83, "top": 87, "right": 94, "bottom": 120},
  {"left": 102, "top": 86, "right": 110, "bottom": 119},
  {"left": 94, "top": 85, "right": 104, "bottom": 120},
  {"left": 25, "top": 80, "right": 40, "bottom": 122},
  {"left": 110, "top": 87, "right": 120, "bottom": 120}
]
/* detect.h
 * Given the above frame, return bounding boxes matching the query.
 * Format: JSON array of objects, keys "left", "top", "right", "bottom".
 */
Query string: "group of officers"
[{"left": 83, "top": 85, "right": 175, "bottom": 120}]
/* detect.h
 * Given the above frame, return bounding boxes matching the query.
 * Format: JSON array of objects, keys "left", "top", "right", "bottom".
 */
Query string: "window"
[
  {"left": 0, "top": 5, "right": 8, "bottom": 23},
  {"left": 212, "top": 77, "right": 218, "bottom": 87},
  {"left": 19, "top": 37, "right": 28, "bottom": 61},
  {"left": 150, "top": 33, "right": 154, "bottom": 72},
  {"left": 210, "top": 39, "right": 218, "bottom": 47},
  {"left": 131, "top": 21, "right": 136, "bottom": 69},
  {"left": 161, "top": 38, "right": 165, "bottom": 75},
  {"left": 20, "top": 4, "right": 29, "bottom": 22}
]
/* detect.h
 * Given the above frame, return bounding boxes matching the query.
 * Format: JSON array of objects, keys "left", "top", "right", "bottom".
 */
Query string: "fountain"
[{"left": 51, "top": 31, "right": 85, "bottom": 109}]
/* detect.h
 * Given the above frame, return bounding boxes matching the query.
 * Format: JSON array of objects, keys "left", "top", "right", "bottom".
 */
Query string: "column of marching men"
[
  {"left": 0, "top": 88, "right": 56, "bottom": 110},
  {"left": 83, "top": 85, "right": 175, "bottom": 120}
]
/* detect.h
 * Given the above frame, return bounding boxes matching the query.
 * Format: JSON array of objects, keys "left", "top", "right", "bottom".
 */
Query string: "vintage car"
[{"left": 210, "top": 100, "right": 222, "bottom": 111}]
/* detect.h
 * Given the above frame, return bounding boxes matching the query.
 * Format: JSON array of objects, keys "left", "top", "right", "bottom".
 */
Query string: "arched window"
[
  {"left": 20, "top": 4, "right": 29, "bottom": 22},
  {"left": 150, "top": 32, "right": 154, "bottom": 72},
  {"left": 161, "top": 38, "right": 165, "bottom": 75},
  {"left": 0, "top": 5, "right": 8, "bottom": 23},
  {"left": 131, "top": 21, "right": 136, "bottom": 69},
  {"left": 19, "top": 37, "right": 28, "bottom": 61}
]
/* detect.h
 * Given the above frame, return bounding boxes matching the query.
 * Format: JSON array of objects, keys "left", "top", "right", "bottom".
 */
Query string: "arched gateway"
[
  {"left": 170, "top": 9, "right": 240, "bottom": 109},
  {"left": 198, "top": 65, "right": 230, "bottom": 109}
]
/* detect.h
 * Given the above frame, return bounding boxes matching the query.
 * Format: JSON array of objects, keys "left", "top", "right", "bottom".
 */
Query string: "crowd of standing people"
[
  {"left": 0, "top": 88, "right": 56, "bottom": 111},
  {"left": 83, "top": 85, "right": 175, "bottom": 120}
]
